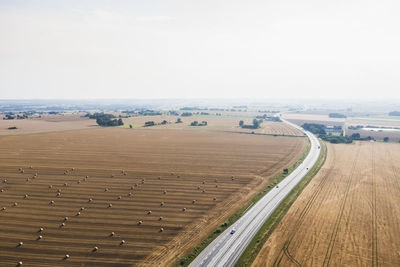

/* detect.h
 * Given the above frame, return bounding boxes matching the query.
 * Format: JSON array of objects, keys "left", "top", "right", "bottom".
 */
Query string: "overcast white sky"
[{"left": 0, "top": 0, "right": 399, "bottom": 100}]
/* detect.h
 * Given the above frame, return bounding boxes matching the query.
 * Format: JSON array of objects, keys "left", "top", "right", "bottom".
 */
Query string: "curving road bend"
[{"left": 189, "top": 119, "right": 321, "bottom": 267}]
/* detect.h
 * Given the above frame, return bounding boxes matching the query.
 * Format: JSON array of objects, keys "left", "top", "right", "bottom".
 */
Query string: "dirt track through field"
[
  {"left": 254, "top": 141, "right": 400, "bottom": 267},
  {"left": 0, "top": 127, "right": 305, "bottom": 266}
]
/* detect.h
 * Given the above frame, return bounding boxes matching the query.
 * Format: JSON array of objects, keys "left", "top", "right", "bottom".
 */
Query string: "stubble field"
[
  {"left": 0, "top": 124, "right": 305, "bottom": 266},
  {"left": 253, "top": 141, "right": 400, "bottom": 267}
]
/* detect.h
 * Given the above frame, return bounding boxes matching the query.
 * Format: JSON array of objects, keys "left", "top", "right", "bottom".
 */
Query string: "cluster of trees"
[
  {"left": 144, "top": 120, "right": 169, "bottom": 127},
  {"left": 87, "top": 112, "right": 123, "bottom": 127},
  {"left": 302, "top": 123, "right": 393, "bottom": 143},
  {"left": 190, "top": 121, "right": 208, "bottom": 126},
  {"left": 302, "top": 123, "right": 351, "bottom": 143},
  {"left": 175, "top": 118, "right": 183, "bottom": 123},
  {"left": 389, "top": 111, "right": 400, "bottom": 116},
  {"left": 239, "top": 119, "right": 262, "bottom": 129},
  {"left": 2, "top": 113, "right": 28, "bottom": 120},
  {"left": 96, "top": 117, "right": 123, "bottom": 127},
  {"left": 255, "top": 114, "right": 281, "bottom": 122},
  {"left": 85, "top": 112, "right": 116, "bottom": 120},
  {"left": 181, "top": 112, "right": 193, "bottom": 117},
  {"left": 329, "top": 113, "right": 347, "bottom": 118},
  {"left": 301, "top": 123, "right": 327, "bottom": 135}
]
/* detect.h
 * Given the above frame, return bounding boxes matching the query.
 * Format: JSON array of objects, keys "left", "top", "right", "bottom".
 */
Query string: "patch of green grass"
[
  {"left": 235, "top": 141, "right": 327, "bottom": 266},
  {"left": 175, "top": 138, "right": 311, "bottom": 267}
]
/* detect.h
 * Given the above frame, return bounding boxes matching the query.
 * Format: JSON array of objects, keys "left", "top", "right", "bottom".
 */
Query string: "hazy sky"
[{"left": 1, "top": 0, "right": 399, "bottom": 99}]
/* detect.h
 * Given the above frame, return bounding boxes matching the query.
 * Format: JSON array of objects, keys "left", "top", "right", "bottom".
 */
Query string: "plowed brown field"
[
  {"left": 0, "top": 126, "right": 305, "bottom": 266},
  {"left": 253, "top": 141, "right": 400, "bottom": 267}
]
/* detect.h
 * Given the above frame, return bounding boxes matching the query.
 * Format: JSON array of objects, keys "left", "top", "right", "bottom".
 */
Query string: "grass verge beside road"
[
  {"left": 235, "top": 140, "right": 327, "bottom": 266},
  {"left": 175, "top": 138, "right": 311, "bottom": 266}
]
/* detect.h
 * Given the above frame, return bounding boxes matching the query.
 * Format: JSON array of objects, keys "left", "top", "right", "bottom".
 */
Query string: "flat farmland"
[
  {"left": 253, "top": 141, "right": 400, "bottom": 267},
  {"left": 121, "top": 115, "right": 304, "bottom": 136},
  {"left": 0, "top": 127, "right": 305, "bottom": 266}
]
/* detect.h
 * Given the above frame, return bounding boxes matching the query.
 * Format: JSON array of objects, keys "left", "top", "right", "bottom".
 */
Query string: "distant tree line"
[
  {"left": 389, "top": 111, "right": 400, "bottom": 116},
  {"left": 329, "top": 113, "right": 347, "bottom": 118}
]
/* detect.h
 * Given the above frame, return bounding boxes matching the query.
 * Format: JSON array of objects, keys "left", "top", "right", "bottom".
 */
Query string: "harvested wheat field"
[
  {"left": 0, "top": 126, "right": 305, "bottom": 266},
  {"left": 253, "top": 141, "right": 400, "bottom": 267}
]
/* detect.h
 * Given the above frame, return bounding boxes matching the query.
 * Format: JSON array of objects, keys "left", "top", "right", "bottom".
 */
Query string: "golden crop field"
[
  {"left": 253, "top": 141, "right": 400, "bottom": 267},
  {"left": 0, "top": 123, "right": 305, "bottom": 266}
]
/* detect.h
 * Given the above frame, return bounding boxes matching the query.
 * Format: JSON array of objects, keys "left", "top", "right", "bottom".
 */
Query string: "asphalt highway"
[{"left": 189, "top": 119, "right": 321, "bottom": 267}]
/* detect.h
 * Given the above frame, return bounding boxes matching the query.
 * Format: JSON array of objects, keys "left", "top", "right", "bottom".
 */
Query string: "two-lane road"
[{"left": 189, "top": 119, "right": 321, "bottom": 267}]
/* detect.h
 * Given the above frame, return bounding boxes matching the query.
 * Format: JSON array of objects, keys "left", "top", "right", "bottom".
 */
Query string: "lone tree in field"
[
  {"left": 384, "top": 137, "right": 389, "bottom": 142},
  {"left": 239, "top": 120, "right": 244, "bottom": 127}
]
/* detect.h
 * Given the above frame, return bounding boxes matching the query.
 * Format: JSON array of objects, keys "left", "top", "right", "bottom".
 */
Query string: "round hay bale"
[
  {"left": 138, "top": 220, "right": 143, "bottom": 225},
  {"left": 64, "top": 254, "right": 69, "bottom": 259},
  {"left": 120, "top": 240, "right": 125, "bottom": 245},
  {"left": 182, "top": 207, "right": 186, "bottom": 212},
  {"left": 159, "top": 216, "right": 163, "bottom": 221},
  {"left": 160, "top": 228, "right": 164, "bottom": 232},
  {"left": 88, "top": 198, "right": 93, "bottom": 202},
  {"left": 108, "top": 203, "right": 112, "bottom": 208}
]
